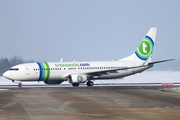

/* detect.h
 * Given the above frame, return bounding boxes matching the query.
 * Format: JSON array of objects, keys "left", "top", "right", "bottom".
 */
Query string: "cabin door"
[{"left": 25, "top": 66, "right": 30, "bottom": 75}]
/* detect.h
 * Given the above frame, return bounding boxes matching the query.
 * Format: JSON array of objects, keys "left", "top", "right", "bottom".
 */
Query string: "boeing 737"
[{"left": 3, "top": 27, "right": 174, "bottom": 87}]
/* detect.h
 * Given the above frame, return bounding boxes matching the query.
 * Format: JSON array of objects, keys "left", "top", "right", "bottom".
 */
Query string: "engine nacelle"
[
  {"left": 68, "top": 74, "right": 87, "bottom": 83},
  {"left": 44, "top": 80, "right": 63, "bottom": 85}
]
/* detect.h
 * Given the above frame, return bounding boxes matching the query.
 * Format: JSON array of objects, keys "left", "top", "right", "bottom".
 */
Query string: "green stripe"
[
  {"left": 43, "top": 62, "right": 50, "bottom": 80},
  {"left": 45, "top": 62, "right": 50, "bottom": 80}
]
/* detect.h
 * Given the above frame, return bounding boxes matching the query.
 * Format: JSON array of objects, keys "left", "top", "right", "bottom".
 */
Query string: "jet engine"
[
  {"left": 68, "top": 74, "right": 88, "bottom": 83},
  {"left": 44, "top": 80, "right": 63, "bottom": 85}
]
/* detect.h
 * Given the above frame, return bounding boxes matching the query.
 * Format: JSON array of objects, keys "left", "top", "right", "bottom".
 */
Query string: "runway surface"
[{"left": 0, "top": 86, "right": 180, "bottom": 120}]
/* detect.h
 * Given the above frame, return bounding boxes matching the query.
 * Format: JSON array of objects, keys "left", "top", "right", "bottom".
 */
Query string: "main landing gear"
[
  {"left": 86, "top": 81, "right": 94, "bottom": 87},
  {"left": 72, "top": 80, "right": 94, "bottom": 87},
  {"left": 72, "top": 83, "right": 79, "bottom": 87}
]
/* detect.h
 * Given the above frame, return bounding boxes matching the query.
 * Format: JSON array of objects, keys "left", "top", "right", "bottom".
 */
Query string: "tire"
[
  {"left": 87, "top": 81, "right": 94, "bottom": 86},
  {"left": 72, "top": 83, "right": 79, "bottom": 87},
  {"left": 18, "top": 83, "right": 22, "bottom": 87}
]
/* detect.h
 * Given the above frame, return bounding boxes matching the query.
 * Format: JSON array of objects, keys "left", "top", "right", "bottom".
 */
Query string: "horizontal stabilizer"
[{"left": 149, "top": 59, "right": 175, "bottom": 65}]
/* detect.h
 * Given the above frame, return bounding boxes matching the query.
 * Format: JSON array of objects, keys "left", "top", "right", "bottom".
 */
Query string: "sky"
[{"left": 0, "top": 0, "right": 180, "bottom": 62}]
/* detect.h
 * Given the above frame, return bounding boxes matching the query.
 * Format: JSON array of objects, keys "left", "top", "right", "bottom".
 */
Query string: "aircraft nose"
[{"left": 3, "top": 71, "right": 10, "bottom": 79}]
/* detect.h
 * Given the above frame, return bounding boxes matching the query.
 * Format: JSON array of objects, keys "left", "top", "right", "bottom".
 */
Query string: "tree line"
[{"left": 0, "top": 56, "right": 34, "bottom": 76}]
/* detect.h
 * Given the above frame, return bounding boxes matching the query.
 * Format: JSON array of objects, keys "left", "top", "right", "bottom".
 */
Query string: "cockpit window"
[{"left": 10, "top": 68, "right": 19, "bottom": 71}]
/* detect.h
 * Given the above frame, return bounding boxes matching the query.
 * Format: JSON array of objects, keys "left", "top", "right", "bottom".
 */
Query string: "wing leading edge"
[{"left": 84, "top": 65, "right": 147, "bottom": 77}]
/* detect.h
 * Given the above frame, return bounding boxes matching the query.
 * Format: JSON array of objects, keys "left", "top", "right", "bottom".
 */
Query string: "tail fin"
[{"left": 119, "top": 27, "right": 157, "bottom": 63}]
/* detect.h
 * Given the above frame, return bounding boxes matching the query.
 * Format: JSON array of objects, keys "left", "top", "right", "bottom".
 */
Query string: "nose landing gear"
[
  {"left": 12, "top": 81, "right": 22, "bottom": 88},
  {"left": 18, "top": 83, "right": 22, "bottom": 87}
]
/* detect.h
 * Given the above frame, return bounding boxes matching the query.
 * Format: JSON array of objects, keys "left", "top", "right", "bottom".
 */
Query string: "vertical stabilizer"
[{"left": 119, "top": 27, "right": 157, "bottom": 63}]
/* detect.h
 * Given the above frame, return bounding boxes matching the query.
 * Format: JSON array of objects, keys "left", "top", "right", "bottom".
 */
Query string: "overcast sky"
[{"left": 0, "top": 0, "right": 179, "bottom": 62}]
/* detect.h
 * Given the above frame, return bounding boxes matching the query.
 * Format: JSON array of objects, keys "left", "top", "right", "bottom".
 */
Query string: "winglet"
[{"left": 60, "top": 58, "right": 63, "bottom": 62}]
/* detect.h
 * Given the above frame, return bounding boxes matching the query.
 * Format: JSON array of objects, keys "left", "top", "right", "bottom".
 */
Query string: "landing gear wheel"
[
  {"left": 87, "top": 81, "right": 94, "bottom": 87},
  {"left": 72, "top": 83, "right": 79, "bottom": 87},
  {"left": 18, "top": 83, "right": 22, "bottom": 88}
]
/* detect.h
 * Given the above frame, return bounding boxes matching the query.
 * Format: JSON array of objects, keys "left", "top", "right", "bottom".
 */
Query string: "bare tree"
[
  {"left": 9, "top": 56, "right": 24, "bottom": 66},
  {"left": 0, "top": 58, "right": 4, "bottom": 63}
]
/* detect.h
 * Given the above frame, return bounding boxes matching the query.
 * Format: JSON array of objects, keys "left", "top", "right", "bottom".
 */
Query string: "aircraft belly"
[{"left": 48, "top": 72, "right": 66, "bottom": 81}]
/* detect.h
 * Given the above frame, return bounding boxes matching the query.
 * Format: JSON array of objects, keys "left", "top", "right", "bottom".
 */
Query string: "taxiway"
[{"left": 0, "top": 86, "right": 180, "bottom": 120}]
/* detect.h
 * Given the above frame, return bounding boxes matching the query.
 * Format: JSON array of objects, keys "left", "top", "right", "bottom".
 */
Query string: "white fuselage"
[{"left": 3, "top": 61, "right": 152, "bottom": 82}]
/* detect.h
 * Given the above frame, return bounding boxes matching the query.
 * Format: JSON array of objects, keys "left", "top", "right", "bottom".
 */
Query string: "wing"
[
  {"left": 84, "top": 58, "right": 175, "bottom": 78},
  {"left": 84, "top": 65, "right": 144, "bottom": 77}
]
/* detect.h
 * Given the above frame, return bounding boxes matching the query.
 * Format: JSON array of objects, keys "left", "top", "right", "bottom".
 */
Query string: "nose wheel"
[{"left": 18, "top": 83, "right": 22, "bottom": 87}]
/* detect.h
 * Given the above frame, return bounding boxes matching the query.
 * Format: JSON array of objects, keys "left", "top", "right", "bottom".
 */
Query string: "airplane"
[{"left": 3, "top": 27, "right": 174, "bottom": 87}]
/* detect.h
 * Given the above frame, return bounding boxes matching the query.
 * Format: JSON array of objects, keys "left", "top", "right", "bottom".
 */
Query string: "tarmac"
[{"left": 0, "top": 86, "right": 180, "bottom": 120}]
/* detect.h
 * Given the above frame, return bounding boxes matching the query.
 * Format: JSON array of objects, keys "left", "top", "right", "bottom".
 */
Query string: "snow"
[{"left": 0, "top": 71, "right": 180, "bottom": 85}]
